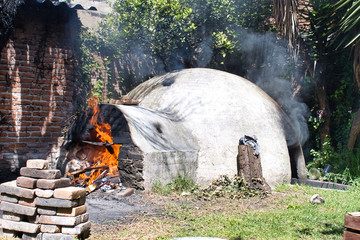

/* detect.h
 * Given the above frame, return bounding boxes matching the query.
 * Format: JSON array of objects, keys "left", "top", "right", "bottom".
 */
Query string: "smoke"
[{"left": 239, "top": 30, "right": 309, "bottom": 145}]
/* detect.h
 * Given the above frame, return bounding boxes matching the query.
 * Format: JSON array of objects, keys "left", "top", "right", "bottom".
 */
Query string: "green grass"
[{"left": 154, "top": 184, "right": 360, "bottom": 240}]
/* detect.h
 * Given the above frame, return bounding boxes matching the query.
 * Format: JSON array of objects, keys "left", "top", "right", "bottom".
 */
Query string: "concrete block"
[
  {"left": 42, "top": 233, "right": 77, "bottom": 240},
  {"left": 40, "top": 224, "right": 61, "bottom": 233},
  {"left": 35, "top": 197, "right": 79, "bottom": 208},
  {"left": 0, "top": 180, "right": 35, "bottom": 199},
  {"left": 62, "top": 221, "right": 91, "bottom": 235},
  {"left": 16, "top": 176, "right": 37, "bottom": 189},
  {"left": 53, "top": 187, "right": 86, "bottom": 200},
  {"left": 38, "top": 214, "right": 83, "bottom": 226},
  {"left": 1, "top": 193, "right": 19, "bottom": 203},
  {"left": 37, "top": 178, "right": 71, "bottom": 190},
  {"left": 2, "top": 211, "right": 23, "bottom": 221},
  {"left": 19, "top": 197, "right": 36, "bottom": 207},
  {"left": 57, "top": 204, "right": 87, "bottom": 217},
  {"left": 35, "top": 189, "right": 54, "bottom": 198},
  {"left": 2, "top": 219, "right": 39, "bottom": 234},
  {"left": 37, "top": 207, "right": 57, "bottom": 216},
  {"left": 26, "top": 159, "right": 49, "bottom": 169},
  {"left": 20, "top": 168, "right": 61, "bottom": 179},
  {"left": 1, "top": 201, "right": 37, "bottom": 216}
]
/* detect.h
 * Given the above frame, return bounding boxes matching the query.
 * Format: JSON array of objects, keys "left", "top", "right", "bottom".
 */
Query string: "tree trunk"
[
  {"left": 347, "top": 43, "right": 360, "bottom": 151},
  {"left": 314, "top": 79, "right": 331, "bottom": 144}
]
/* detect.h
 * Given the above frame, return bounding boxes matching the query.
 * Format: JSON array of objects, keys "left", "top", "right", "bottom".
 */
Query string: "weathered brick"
[
  {"left": 2, "top": 219, "right": 39, "bottom": 234},
  {"left": 38, "top": 213, "right": 87, "bottom": 226},
  {"left": 57, "top": 204, "right": 87, "bottom": 217},
  {"left": 37, "top": 207, "right": 57, "bottom": 216},
  {"left": 40, "top": 224, "right": 61, "bottom": 233},
  {"left": 0, "top": 201, "right": 37, "bottom": 216},
  {"left": 2, "top": 211, "right": 23, "bottom": 221},
  {"left": 41, "top": 233, "right": 77, "bottom": 240},
  {"left": 16, "top": 176, "right": 37, "bottom": 189},
  {"left": 36, "top": 178, "right": 71, "bottom": 190},
  {"left": 35, "top": 197, "right": 78, "bottom": 208},
  {"left": 35, "top": 189, "right": 54, "bottom": 198},
  {"left": 20, "top": 167, "right": 61, "bottom": 179},
  {"left": 62, "top": 221, "right": 91, "bottom": 235},
  {"left": 0, "top": 193, "right": 19, "bottom": 203},
  {"left": 0, "top": 180, "right": 35, "bottom": 199},
  {"left": 26, "top": 159, "right": 49, "bottom": 169},
  {"left": 53, "top": 187, "right": 86, "bottom": 200},
  {"left": 19, "top": 197, "right": 36, "bottom": 207}
]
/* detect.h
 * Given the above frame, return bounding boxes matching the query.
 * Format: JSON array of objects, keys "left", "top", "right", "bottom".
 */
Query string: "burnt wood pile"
[{"left": 0, "top": 159, "right": 90, "bottom": 240}]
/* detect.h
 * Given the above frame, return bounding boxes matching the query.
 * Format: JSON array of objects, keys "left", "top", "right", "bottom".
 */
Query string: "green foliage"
[{"left": 151, "top": 175, "right": 198, "bottom": 195}]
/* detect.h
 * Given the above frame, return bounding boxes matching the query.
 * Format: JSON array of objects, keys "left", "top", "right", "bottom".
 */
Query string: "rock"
[
  {"left": 1, "top": 193, "right": 19, "bottom": 203},
  {"left": 0, "top": 180, "right": 35, "bottom": 199},
  {"left": 35, "top": 197, "right": 79, "bottom": 208},
  {"left": 40, "top": 224, "right": 61, "bottom": 233},
  {"left": 118, "top": 188, "right": 134, "bottom": 197},
  {"left": 310, "top": 194, "right": 325, "bottom": 204},
  {"left": 57, "top": 204, "right": 87, "bottom": 217},
  {"left": 41, "top": 233, "right": 77, "bottom": 240},
  {"left": 2, "top": 219, "right": 39, "bottom": 234},
  {"left": 37, "top": 207, "right": 57, "bottom": 216},
  {"left": 2, "top": 211, "right": 23, "bottom": 221},
  {"left": 0, "top": 201, "right": 37, "bottom": 216},
  {"left": 35, "top": 189, "right": 54, "bottom": 198},
  {"left": 61, "top": 221, "right": 91, "bottom": 235},
  {"left": 38, "top": 213, "right": 88, "bottom": 226}
]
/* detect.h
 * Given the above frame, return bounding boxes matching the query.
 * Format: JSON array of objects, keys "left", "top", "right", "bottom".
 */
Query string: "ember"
[{"left": 68, "top": 97, "right": 121, "bottom": 192}]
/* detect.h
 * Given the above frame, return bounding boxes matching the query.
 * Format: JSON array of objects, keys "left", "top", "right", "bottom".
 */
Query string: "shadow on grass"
[{"left": 229, "top": 237, "right": 243, "bottom": 240}]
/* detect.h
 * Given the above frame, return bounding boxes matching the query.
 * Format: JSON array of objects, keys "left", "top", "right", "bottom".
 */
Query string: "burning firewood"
[{"left": 67, "top": 166, "right": 109, "bottom": 176}]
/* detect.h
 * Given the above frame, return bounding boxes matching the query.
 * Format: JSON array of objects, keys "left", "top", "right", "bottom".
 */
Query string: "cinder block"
[
  {"left": 19, "top": 197, "right": 36, "bottom": 207},
  {"left": 26, "top": 159, "right": 49, "bottom": 169},
  {"left": 35, "top": 197, "right": 78, "bottom": 208},
  {"left": 20, "top": 168, "right": 61, "bottom": 179},
  {"left": 37, "top": 207, "right": 57, "bottom": 216},
  {"left": 0, "top": 180, "right": 35, "bottom": 199},
  {"left": 62, "top": 221, "right": 91, "bottom": 235},
  {"left": 37, "top": 178, "right": 71, "bottom": 190},
  {"left": 16, "top": 176, "right": 37, "bottom": 189},
  {"left": 57, "top": 204, "right": 87, "bottom": 217},
  {"left": 1, "top": 201, "right": 37, "bottom": 216},
  {"left": 2, "top": 219, "right": 39, "bottom": 234},
  {"left": 1, "top": 193, "right": 19, "bottom": 203},
  {"left": 40, "top": 224, "right": 61, "bottom": 233},
  {"left": 54, "top": 187, "right": 86, "bottom": 200},
  {"left": 41, "top": 233, "right": 77, "bottom": 240},
  {"left": 35, "top": 189, "right": 54, "bottom": 198}
]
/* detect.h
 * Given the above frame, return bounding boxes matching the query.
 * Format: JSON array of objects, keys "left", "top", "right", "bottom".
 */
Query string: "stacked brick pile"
[{"left": 0, "top": 159, "right": 90, "bottom": 240}]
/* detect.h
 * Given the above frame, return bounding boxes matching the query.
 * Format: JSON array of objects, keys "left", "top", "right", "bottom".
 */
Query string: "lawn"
[{"left": 89, "top": 184, "right": 360, "bottom": 239}]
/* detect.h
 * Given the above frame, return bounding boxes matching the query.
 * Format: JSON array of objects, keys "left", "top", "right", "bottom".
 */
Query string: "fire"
[{"left": 72, "top": 96, "right": 121, "bottom": 188}]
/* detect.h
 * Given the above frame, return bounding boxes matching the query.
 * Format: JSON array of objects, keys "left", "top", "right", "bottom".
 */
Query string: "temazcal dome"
[{"left": 126, "top": 68, "right": 306, "bottom": 189}]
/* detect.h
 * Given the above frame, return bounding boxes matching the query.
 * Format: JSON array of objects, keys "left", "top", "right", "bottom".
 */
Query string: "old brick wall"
[{"left": 0, "top": 4, "right": 80, "bottom": 181}]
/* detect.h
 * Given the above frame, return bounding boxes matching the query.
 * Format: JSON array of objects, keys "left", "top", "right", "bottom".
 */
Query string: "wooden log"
[
  {"left": 345, "top": 212, "right": 360, "bottom": 232},
  {"left": 237, "top": 145, "right": 270, "bottom": 192},
  {"left": 344, "top": 230, "right": 360, "bottom": 240}
]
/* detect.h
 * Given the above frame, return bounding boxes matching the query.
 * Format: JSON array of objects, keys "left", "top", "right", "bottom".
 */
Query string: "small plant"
[{"left": 151, "top": 175, "right": 198, "bottom": 195}]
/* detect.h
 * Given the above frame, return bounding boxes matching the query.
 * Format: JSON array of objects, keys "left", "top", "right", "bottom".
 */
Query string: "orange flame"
[{"left": 74, "top": 96, "right": 121, "bottom": 186}]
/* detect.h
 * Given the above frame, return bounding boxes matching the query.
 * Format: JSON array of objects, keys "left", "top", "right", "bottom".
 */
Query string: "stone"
[
  {"left": 0, "top": 228, "right": 17, "bottom": 237},
  {"left": 53, "top": 187, "right": 86, "bottom": 200},
  {"left": 1, "top": 193, "right": 19, "bottom": 203},
  {"left": 40, "top": 224, "right": 61, "bottom": 233},
  {"left": 0, "top": 180, "right": 35, "bottom": 199},
  {"left": 19, "top": 197, "right": 36, "bottom": 207},
  {"left": 37, "top": 178, "right": 71, "bottom": 190},
  {"left": 26, "top": 159, "right": 49, "bottom": 169},
  {"left": 37, "top": 207, "right": 57, "bottom": 216},
  {"left": 310, "top": 194, "right": 325, "bottom": 204},
  {"left": 35, "top": 197, "right": 79, "bottom": 208},
  {"left": 118, "top": 188, "right": 134, "bottom": 197},
  {"left": 1, "top": 201, "right": 37, "bottom": 216},
  {"left": 42, "top": 233, "right": 77, "bottom": 240},
  {"left": 57, "top": 204, "right": 87, "bottom": 217},
  {"left": 78, "top": 196, "right": 86, "bottom": 206},
  {"left": 27, "top": 215, "right": 40, "bottom": 224},
  {"left": 22, "top": 232, "right": 43, "bottom": 240},
  {"left": 62, "top": 221, "right": 91, "bottom": 235},
  {"left": 2, "top": 211, "right": 23, "bottom": 221},
  {"left": 38, "top": 213, "right": 88, "bottom": 226},
  {"left": 35, "top": 189, "right": 54, "bottom": 198},
  {"left": 16, "top": 176, "right": 37, "bottom": 189},
  {"left": 20, "top": 168, "right": 61, "bottom": 179},
  {"left": 2, "top": 219, "right": 39, "bottom": 234}
]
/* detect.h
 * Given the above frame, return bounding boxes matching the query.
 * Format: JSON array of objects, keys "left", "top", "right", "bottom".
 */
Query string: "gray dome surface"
[{"left": 128, "top": 68, "right": 305, "bottom": 188}]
